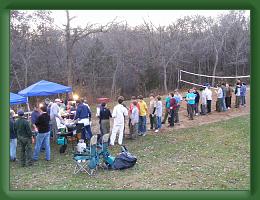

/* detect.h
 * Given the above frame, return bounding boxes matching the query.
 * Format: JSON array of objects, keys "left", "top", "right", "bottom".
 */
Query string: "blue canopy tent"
[
  {"left": 18, "top": 80, "right": 72, "bottom": 97},
  {"left": 10, "top": 92, "right": 28, "bottom": 105}
]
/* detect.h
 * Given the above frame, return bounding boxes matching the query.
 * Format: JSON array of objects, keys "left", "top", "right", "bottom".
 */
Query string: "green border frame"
[{"left": 0, "top": 0, "right": 259, "bottom": 199}]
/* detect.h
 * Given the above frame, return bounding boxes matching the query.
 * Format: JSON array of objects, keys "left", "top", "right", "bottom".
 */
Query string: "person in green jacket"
[{"left": 14, "top": 110, "right": 33, "bottom": 167}]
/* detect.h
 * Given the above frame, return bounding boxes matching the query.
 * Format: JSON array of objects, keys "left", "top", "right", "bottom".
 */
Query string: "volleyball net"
[{"left": 178, "top": 69, "right": 250, "bottom": 89}]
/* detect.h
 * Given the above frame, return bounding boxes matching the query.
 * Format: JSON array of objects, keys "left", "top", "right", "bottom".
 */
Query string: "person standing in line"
[
  {"left": 74, "top": 99, "right": 92, "bottom": 142},
  {"left": 235, "top": 82, "right": 241, "bottom": 108},
  {"left": 130, "top": 100, "right": 139, "bottom": 139},
  {"left": 162, "top": 93, "right": 171, "bottom": 124},
  {"left": 200, "top": 87, "right": 207, "bottom": 115},
  {"left": 10, "top": 110, "right": 17, "bottom": 162},
  {"left": 110, "top": 96, "right": 128, "bottom": 146},
  {"left": 31, "top": 106, "right": 41, "bottom": 131},
  {"left": 173, "top": 89, "right": 182, "bottom": 124},
  {"left": 14, "top": 110, "right": 33, "bottom": 167},
  {"left": 221, "top": 82, "right": 227, "bottom": 111},
  {"left": 149, "top": 94, "right": 157, "bottom": 131},
  {"left": 128, "top": 96, "right": 140, "bottom": 136},
  {"left": 193, "top": 87, "right": 200, "bottom": 116},
  {"left": 225, "top": 83, "right": 233, "bottom": 109},
  {"left": 99, "top": 102, "right": 112, "bottom": 136},
  {"left": 33, "top": 106, "right": 51, "bottom": 161},
  {"left": 240, "top": 82, "right": 247, "bottom": 107},
  {"left": 169, "top": 92, "right": 177, "bottom": 126},
  {"left": 215, "top": 84, "right": 223, "bottom": 112},
  {"left": 186, "top": 89, "right": 196, "bottom": 120},
  {"left": 205, "top": 84, "right": 212, "bottom": 113},
  {"left": 155, "top": 96, "right": 163, "bottom": 132},
  {"left": 50, "top": 99, "right": 63, "bottom": 139},
  {"left": 138, "top": 95, "right": 148, "bottom": 136}
]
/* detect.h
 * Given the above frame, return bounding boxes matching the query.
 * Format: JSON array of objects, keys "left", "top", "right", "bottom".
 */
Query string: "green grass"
[{"left": 10, "top": 115, "right": 250, "bottom": 190}]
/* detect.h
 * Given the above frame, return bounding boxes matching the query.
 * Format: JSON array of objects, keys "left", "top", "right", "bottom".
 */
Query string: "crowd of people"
[{"left": 10, "top": 80, "right": 247, "bottom": 167}]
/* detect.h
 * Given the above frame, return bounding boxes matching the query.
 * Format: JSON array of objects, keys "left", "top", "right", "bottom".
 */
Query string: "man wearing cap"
[
  {"left": 74, "top": 99, "right": 92, "bottom": 142},
  {"left": 50, "top": 99, "right": 63, "bottom": 139},
  {"left": 110, "top": 96, "right": 128, "bottom": 146},
  {"left": 14, "top": 110, "right": 33, "bottom": 167}
]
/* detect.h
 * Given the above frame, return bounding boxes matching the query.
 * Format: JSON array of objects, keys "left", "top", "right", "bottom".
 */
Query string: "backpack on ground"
[{"left": 112, "top": 145, "right": 137, "bottom": 170}]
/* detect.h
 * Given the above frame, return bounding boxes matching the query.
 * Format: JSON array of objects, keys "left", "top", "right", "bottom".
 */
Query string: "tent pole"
[{"left": 26, "top": 97, "right": 30, "bottom": 112}]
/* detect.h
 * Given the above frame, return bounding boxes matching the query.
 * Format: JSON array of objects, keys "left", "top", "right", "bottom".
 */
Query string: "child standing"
[
  {"left": 155, "top": 96, "right": 163, "bottom": 133},
  {"left": 225, "top": 83, "right": 233, "bottom": 109},
  {"left": 186, "top": 89, "right": 196, "bottom": 120},
  {"left": 240, "top": 82, "right": 247, "bottom": 107},
  {"left": 130, "top": 100, "right": 139, "bottom": 139},
  {"left": 138, "top": 95, "right": 148, "bottom": 136},
  {"left": 200, "top": 87, "right": 207, "bottom": 115},
  {"left": 173, "top": 89, "right": 182, "bottom": 123},
  {"left": 162, "top": 93, "right": 171, "bottom": 124},
  {"left": 149, "top": 94, "right": 157, "bottom": 130},
  {"left": 235, "top": 83, "right": 241, "bottom": 108},
  {"left": 205, "top": 84, "right": 212, "bottom": 113},
  {"left": 193, "top": 87, "right": 200, "bottom": 116}
]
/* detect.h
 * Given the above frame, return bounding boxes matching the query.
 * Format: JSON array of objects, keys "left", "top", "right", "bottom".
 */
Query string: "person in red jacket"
[{"left": 169, "top": 92, "right": 177, "bottom": 127}]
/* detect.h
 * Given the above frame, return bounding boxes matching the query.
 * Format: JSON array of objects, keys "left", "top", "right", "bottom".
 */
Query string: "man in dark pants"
[
  {"left": 205, "top": 84, "right": 212, "bottom": 113},
  {"left": 169, "top": 92, "right": 177, "bottom": 127},
  {"left": 193, "top": 87, "right": 200, "bottom": 116},
  {"left": 14, "top": 110, "right": 33, "bottom": 167},
  {"left": 74, "top": 99, "right": 92, "bottom": 143}
]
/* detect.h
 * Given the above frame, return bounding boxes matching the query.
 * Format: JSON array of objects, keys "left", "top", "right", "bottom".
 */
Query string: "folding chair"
[
  {"left": 73, "top": 135, "right": 98, "bottom": 175},
  {"left": 98, "top": 134, "right": 115, "bottom": 169}
]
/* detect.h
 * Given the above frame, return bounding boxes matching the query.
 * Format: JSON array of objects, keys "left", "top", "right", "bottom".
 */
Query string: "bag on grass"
[{"left": 112, "top": 146, "right": 137, "bottom": 170}]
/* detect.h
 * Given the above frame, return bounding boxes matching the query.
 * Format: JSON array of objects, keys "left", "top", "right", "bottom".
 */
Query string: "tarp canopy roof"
[
  {"left": 18, "top": 80, "right": 72, "bottom": 97},
  {"left": 10, "top": 92, "right": 28, "bottom": 105}
]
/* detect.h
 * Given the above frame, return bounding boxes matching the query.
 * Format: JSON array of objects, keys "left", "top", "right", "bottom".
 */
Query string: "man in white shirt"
[
  {"left": 50, "top": 99, "right": 63, "bottom": 139},
  {"left": 215, "top": 84, "right": 223, "bottom": 112},
  {"left": 205, "top": 84, "right": 212, "bottom": 113},
  {"left": 110, "top": 96, "right": 128, "bottom": 146}
]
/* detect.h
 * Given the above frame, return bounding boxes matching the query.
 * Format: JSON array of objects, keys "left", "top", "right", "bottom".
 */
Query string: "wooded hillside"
[{"left": 10, "top": 10, "right": 250, "bottom": 101}]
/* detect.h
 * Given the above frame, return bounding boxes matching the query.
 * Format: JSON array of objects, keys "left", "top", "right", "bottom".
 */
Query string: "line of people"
[{"left": 10, "top": 80, "right": 247, "bottom": 166}]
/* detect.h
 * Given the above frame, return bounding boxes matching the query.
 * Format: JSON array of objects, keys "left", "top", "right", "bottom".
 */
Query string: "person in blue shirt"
[
  {"left": 240, "top": 82, "right": 247, "bottom": 107},
  {"left": 173, "top": 89, "right": 183, "bottom": 124},
  {"left": 74, "top": 99, "right": 92, "bottom": 142},
  {"left": 162, "top": 93, "right": 171, "bottom": 124},
  {"left": 186, "top": 89, "right": 196, "bottom": 120}
]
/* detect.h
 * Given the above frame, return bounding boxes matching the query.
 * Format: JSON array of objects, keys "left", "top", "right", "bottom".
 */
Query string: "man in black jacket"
[
  {"left": 193, "top": 87, "right": 200, "bottom": 116},
  {"left": 33, "top": 105, "right": 51, "bottom": 161}
]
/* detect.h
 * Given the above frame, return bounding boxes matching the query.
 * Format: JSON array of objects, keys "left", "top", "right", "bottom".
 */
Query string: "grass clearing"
[{"left": 10, "top": 115, "right": 250, "bottom": 190}]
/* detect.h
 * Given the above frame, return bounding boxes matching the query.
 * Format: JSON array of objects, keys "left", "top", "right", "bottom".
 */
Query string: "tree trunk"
[
  {"left": 212, "top": 43, "right": 219, "bottom": 87},
  {"left": 65, "top": 10, "right": 73, "bottom": 87},
  {"left": 163, "top": 57, "right": 168, "bottom": 94},
  {"left": 111, "top": 58, "right": 119, "bottom": 99}
]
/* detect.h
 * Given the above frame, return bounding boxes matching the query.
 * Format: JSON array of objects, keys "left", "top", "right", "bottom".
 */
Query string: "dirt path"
[{"left": 90, "top": 89, "right": 250, "bottom": 137}]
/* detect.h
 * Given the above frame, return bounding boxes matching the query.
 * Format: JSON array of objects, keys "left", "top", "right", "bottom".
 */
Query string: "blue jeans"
[
  {"left": 81, "top": 125, "right": 93, "bottom": 141},
  {"left": 33, "top": 131, "right": 51, "bottom": 161},
  {"left": 221, "top": 98, "right": 227, "bottom": 111},
  {"left": 222, "top": 97, "right": 227, "bottom": 111},
  {"left": 138, "top": 116, "right": 146, "bottom": 134},
  {"left": 157, "top": 116, "right": 162, "bottom": 129},
  {"left": 10, "top": 138, "right": 17, "bottom": 160}
]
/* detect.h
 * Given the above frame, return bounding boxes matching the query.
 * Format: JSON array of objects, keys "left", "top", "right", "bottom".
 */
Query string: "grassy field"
[{"left": 10, "top": 114, "right": 250, "bottom": 190}]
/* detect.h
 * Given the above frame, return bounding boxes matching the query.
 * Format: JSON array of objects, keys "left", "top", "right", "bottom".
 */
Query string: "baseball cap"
[
  {"left": 55, "top": 98, "right": 62, "bottom": 103},
  {"left": 17, "top": 109, "right": 24, "bottom": 116}
]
